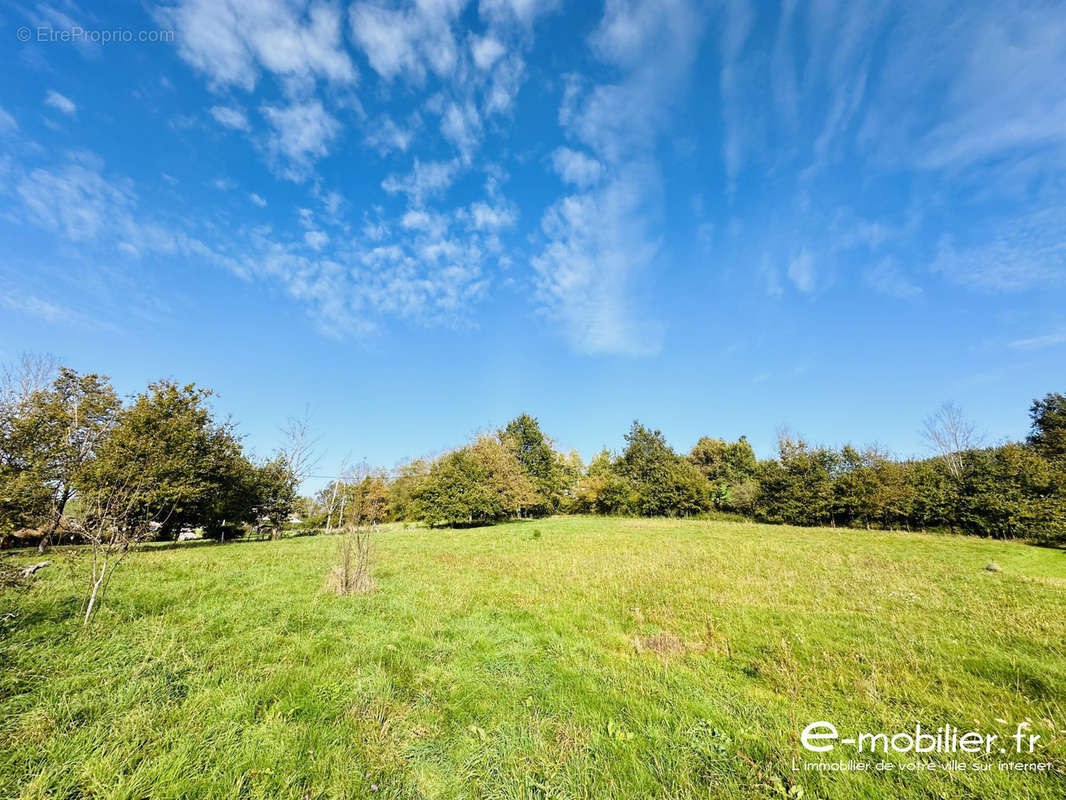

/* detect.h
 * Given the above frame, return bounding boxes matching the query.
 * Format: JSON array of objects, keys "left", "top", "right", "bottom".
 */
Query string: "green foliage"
[
  {"left": 415, "top": 435, "right": 536, "bottom": 526},
  {"left": 0, "top": 369, "right": 118, "bottom": 542},
  {"left": 503, "top": 413, "right": 570, "bottom": 515},
  {"left": 570, "top": 449, "right": 636, "bottom": 515},
  {"left": 753, "top": 437, "right": 837, "bottom": 526},
  {"left": 80, "top": 381, "right": 255, "bottom": 539},
  {"left": 1028, "top": 392, "right": 1066, "bottom": 462},
  {"left": 688, "top": 435, "right": 757, "bottom": 509},
  {"left": 618, "top": 422, "right": 711, "bottom": 517},
  {"left": 956, "top": 444, "right": 1066, "bottom": 540},
  {"left": 251, "top": 456, "right": 298, "bottom": 535},
  {"left": 339, "top": 474, "right": 390, "bottom": 526},
  {"left": 387, "top": 458, "right": 429, "bottom": 521},
  {"left": 2, "top": 357, "right": 1064, "bottom": 543}
]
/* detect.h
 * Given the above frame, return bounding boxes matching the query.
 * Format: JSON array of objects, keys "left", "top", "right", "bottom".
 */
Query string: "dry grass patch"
[{"left": 635, "top": 632, "right": 688, "bottom": 655}]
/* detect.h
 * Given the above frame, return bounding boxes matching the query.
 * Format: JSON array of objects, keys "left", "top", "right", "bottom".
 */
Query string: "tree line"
[
  {"left": 2, "top": 355, "right": 1064, "bottom": 549},
  {"left": 0, "top": 355, "right": 304, "bottom": 554},
  {"left": 307, "top": 404, "right": 1065, "bottom": 543}
]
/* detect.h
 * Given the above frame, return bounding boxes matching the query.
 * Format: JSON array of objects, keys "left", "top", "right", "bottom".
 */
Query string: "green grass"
[{"left": 2, "top": 517, "right": 1065, "bottom": 799}]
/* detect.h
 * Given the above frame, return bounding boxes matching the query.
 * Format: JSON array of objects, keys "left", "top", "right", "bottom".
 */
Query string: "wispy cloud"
[
  {"left": 534, "top": 162, "right": 665, "bottom": 356},
  {"left": 159, "top": 0, "right": 356, "bottom": 91},
  {"left": 0, "top": 107, "right": 18, "bottom": 133},
  {"left": 719, "top": 0, "right": 754, "bottom": 187},
  {"left": 17, "top": 154, "right": 137, "bottom": 241},
  {"left": 931, "top": 207, "right": 1066, "bottom": 292},
  {"left": 0, "top": 285, "right": 118, "bottom": 332},
  {"left": 209, "top": 105, "right": 250, "bottom": 131},
  {"left": 364, "top": 115, "right": 418, "bottom": 154},
  {"left": 381, "top": 158, "right": 460, "bottom": 207},
  {"left": 349, "top": 0, "right": 462, "bottom": 83},
  {"left": 1009, "top": 330, "right": 1066, "bottom": 350},
  {"left": 0, "top": 288, "right": 71, "bottom": 323},
  {"left": 550, "top": 147, "right": 604, "bottom": 187},
  {"left": 8, "top": 144, "right": 499, "bottom": 338},
  {"left": 864, "top": 258, "right": 922, "bottom": 299},
  {"left": 533, "top": 0, "right": 704, "bottom": 356},
  {"left": 44, "top": 90, "right": 77, "bottom": 116},
  {"left": 787, "top": 249, "right": 815, "bottom": 294},
  {"left": 260, "top": 99, "right": 341, "bottom": 180}
]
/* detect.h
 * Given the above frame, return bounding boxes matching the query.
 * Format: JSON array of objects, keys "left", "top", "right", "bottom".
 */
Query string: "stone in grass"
[{"left": 984, "top": 561, "right": 1002, "bottom": 573}]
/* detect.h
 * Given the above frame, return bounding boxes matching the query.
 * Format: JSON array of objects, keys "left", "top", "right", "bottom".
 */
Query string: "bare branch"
[
  {"left": 921, "top": 401, "right": 982, "bottom": 481},
  {"left": 280, "top": 408, "right": 323, "bottom": 490},
  {"left": 0, "top": 352, "right": 59, "bottom": 411}
]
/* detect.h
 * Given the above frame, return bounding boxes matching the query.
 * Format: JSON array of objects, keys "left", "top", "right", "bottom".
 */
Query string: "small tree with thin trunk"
[
  {"left": 73, "top": 380, "right": 221, "bottom": 623},
  {"left": 326, "top": 465, "right": 378, "bottom": 596},
  {"left": 322, "top": 455, "right": 353, "bottom": 536},
  {"left": 277, "top": 411, "right": 321, "bottom": 538},
  {"left": 71, "top": 474, "right": 159, "bottom": 626}
]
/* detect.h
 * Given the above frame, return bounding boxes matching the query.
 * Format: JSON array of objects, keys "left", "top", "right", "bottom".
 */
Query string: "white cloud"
[
  {"left": 0, "top": 107, "right": 17, "bottom": 133},
  {"left": 465, "top": 201, "right": 515, "bottom": 230},
  {"left": 401, "top": 209, "right": 439, "bottom": 231},
  {"left": 318, "top": 189, "right": 343, "bottom": 217},
  {"left": 0, "top": 289, "right": 69, "bottom": 323},
  {"left": 931, "top": 207, "right": 1066, "bottom": 292},
  {"left": 381, "top": 158, "right": 459, "bottom": 206},
  {"left": 1009, "top": 329, "right": 1066, "bottom": 350},
  {"left": 534, "top": 0, "right": 704, "bottom": 355},
  {"left": 911, "top": 6, "right": 1066, "bottom": 169},
  {"left": 483, "top": 52, "right": 525, "bottom": 115},
  {"left": 850, "top": 3, "right": 1066, "bottom": 178},
  {"left": 350, "top": 0, "right": 463, "bottom": 83},
  {"left": 304, "top": 230, "right": 329, "bottom": 250},
  {"left": 770, "top": 0, "right": 798, "bottom": 127},
  {"left": 10, "top": 152, "right": 491, "bottom": 338},
  {"left": 0, "top": 286, "right": 117, "bottom": 331},
  {"left": 160, "top": 0, "right": 356, "bottom": 91},
  {"left": 440, "top": 100, "right": 482, "bottom": 160},
  {"left": 261, "top": 99, "right": 341, "bottom": 179},
  {"left": 533, "top": 163, "right": 664, "bottom": 356},
  {"left": 864, "top": 258, "right": 921, "bottom": 299},
  {"left": 10, "top": 154, "right": 191, "bottom": 269},
  {"left": 718, "top": 0, "right": 753, "bottom": 184},
  {"left": 471, "top": 35, "right": 506, "bottom": 70},
  {"left": 17, "top": 157, "right": 135, "bottom": 241},
  {"left": 249, "top": 192, "right": 267, "bottom": 206},
  {"left": 210, "top": 105, "right": 250, "bottom": 131},
  {"left": 237, "top": 221, "right": 491, "bottom": 334},
  {"left": 365, "top": 115, "right": 417, "bottom": 154},
  {"left": 550, "top": 147, "right": 604, "bottom": 187},
  {"left": 44, "top": 90, "right": 77, "bottom": 116},
  {"left": 787, "top": 249, "right": 815, "bottom": 293},
  {"left": 479, "top": 0, "right": 557, "bottom": 27}
]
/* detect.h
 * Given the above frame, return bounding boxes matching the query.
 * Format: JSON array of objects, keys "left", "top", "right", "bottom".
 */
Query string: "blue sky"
[{"left": 2, "top": 0, "right": 1064, "bottom": 485}]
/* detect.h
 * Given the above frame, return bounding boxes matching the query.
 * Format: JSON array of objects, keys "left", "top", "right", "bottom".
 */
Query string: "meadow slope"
[{"left": 1, "top": 517, "right": 1064, "bottom": 799}]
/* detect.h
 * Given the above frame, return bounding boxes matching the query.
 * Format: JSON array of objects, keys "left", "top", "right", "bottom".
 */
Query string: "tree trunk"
[
  {"left": 38, "top": 486, "right": 72, "bottom": 554},
  {"left": 84, "top": 563, "right": 108, "bottom": 626}
]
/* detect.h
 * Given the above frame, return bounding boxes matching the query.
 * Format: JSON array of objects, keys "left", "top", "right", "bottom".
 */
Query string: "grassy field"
[{"left": 1, "top": 517, "right": 1064, "bottom": 799}]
